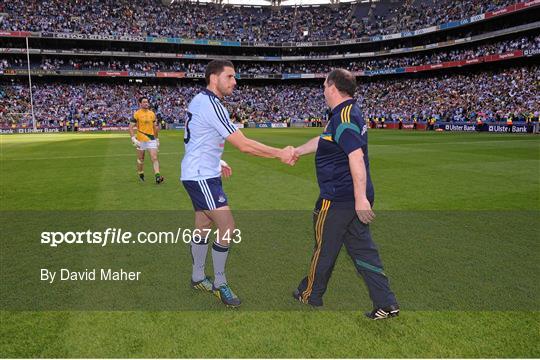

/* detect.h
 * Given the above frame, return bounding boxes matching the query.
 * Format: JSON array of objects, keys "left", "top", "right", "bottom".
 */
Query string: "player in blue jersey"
[
  {"left": 181, "top": 59, "right": 297, "bottom": 308},
  {"left": 291, "top": 69, "right": 399, "bottom": 319}
]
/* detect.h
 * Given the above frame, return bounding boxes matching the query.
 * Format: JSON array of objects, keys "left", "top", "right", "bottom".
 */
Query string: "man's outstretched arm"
[
  {"left": 226, "top": 130, "right": 296, "bottom": 164},
  {"left": 294, "top": 136, "right": 320, "bottom": 156}
]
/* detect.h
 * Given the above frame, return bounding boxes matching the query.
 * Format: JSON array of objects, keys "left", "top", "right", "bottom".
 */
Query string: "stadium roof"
[{"left": 181, "top": 0, "right": 369, "bottom": 6}]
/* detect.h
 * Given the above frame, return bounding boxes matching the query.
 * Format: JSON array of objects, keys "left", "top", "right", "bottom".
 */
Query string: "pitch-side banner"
[
  {"left": 254, "top": 122, "right": 273, "bottom": 128},
  {"left": 486, "top": 124, "right": 529, "bottom": 133},
  {"left": 73, "top": 126, "right": 131, "bottom": 131},
  {"left": 102, "top": 126, "right": 130, "bottom": 131},
  {"left": 442, "top": 123, "right": 478, "bottom": 132},
  {"left": 442, "top": 122, "right": 529, "bottom": 133},
  {"left": 0, "top": 127, "right": 60, "bottom": 134}
]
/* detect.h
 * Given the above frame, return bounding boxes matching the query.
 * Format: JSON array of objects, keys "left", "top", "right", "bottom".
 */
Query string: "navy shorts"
[{"left": 182, "top": 177, "right": 228, "bottom": 211}]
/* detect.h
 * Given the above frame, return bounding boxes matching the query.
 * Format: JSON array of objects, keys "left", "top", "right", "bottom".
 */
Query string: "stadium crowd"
[
  {"left": 360, "top": 66, "right": 539, "bottom": 122},
  {"left": 0, "top": 0, "right": 520, "bottom": 42},
  {"left": 1, "top": 65, "right": 538, "bottom": 128},
  {"left": 2, "top": 36, "right": 537, "bottom": 74}
]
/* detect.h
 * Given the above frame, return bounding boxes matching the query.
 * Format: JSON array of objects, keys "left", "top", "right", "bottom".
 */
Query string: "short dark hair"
[
  {"left": 326, "top": 69, "right": 356, "bottom": 97},
  {"left": 205, "top": 59, "right": 234, "bottom": 85},
  {"left": 138, "top": 96, "right": 149, "bottom": 104}
]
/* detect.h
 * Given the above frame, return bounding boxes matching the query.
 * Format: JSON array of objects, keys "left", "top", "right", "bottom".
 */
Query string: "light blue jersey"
[{"left": 181, "top": 89, "right": 237, "bottom": 181}]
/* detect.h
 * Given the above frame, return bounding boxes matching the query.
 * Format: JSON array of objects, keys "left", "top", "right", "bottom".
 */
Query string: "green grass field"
[{"left": 1, "top": 129, "right": 539, "bottom": 358}]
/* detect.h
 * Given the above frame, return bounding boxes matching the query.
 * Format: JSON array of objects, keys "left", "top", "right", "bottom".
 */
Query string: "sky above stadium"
[{"left": 185, "top": 0, "right": 364, "bottom": 5}]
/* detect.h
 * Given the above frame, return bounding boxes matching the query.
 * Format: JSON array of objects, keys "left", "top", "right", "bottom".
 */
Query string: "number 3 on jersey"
[{"left": 184, "top": 111, "right": 192, "bottom": 144}]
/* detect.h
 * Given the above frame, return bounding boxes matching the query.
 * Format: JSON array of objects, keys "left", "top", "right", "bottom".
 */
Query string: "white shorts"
[{"left": 138, "top": 140, "right": 158, "bottom": 150}]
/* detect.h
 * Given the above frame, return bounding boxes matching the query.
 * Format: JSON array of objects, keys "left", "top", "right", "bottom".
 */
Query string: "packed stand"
[
  {"left": 365, "top": 0, "right": 518, "bottom": 38},
  {"left": 0, "top": 83, "right": 323, "bottom": 127},
  {"left": 0, "top": 0, "right": 521, "bottom": 43},
  {"left": 360, "top": 66, "right": 539, "bottom": 122},
  {"left": 1, "top": 65, "right": 538, "bottom": 129}
]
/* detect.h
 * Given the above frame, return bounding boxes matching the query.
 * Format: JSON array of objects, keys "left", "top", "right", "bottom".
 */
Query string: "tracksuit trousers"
[{"left": 296, "top": 198, "right": 397, "bottom": 308}]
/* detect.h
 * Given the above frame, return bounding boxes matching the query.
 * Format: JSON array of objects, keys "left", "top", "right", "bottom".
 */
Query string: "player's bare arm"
[
  {"left": 153, "top": 118, "right": 160, "bottom": 147},
  {"left": 128, "top": 119, "right": 139, "bottom": 147},
  {"left": 226, "top": 129, "right": 296, "bottom": 165}
]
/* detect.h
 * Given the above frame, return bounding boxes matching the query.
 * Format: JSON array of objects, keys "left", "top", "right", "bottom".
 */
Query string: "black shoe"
[
  {"left": 365, "top": 304, "right": 400, "bottom": 320},
  {"left": 138, "top": 173, "right": 145, "bottom": 182},
  {"left": 292, "top": 289, "right": 322, "bottom": 307},
  {"left": 155, "top": 175, "right": 164, "bottom": 184}
]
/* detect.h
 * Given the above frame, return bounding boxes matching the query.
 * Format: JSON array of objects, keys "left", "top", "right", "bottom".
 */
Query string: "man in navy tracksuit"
[{"left": 292, "top": 69, "right": 399, "bottom": 319}]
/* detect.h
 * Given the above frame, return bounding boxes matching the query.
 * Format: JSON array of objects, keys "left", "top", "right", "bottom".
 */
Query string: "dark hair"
[
  {"left": 205, "top": 59, "right": 234, "bottom": 85},
  {"left": 138, "top": 96, "right": 149, "bottom": 104},
  {"left": 326, "top": 69, "right": 356, "bottom": 97}
]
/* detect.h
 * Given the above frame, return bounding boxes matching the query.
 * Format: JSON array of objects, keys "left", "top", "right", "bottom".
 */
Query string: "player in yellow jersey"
[{"left": 129, "top": 96, "right": 164, "bottom": 184}]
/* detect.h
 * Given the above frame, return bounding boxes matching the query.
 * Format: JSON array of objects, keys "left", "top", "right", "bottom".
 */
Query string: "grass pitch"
[{"left": 1, "top": 129, "right": 539, "bottom": 357}]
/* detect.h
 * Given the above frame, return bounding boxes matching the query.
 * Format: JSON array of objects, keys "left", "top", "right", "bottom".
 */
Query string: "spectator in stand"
[
  {"left": 0, "top": 0, "right": 520, "bottom": 43},
  {"left": 1, "top": 65, "right": 538, "bottom": 128},
  {"left": 2, "top": 35, "right": 537, "bottom": 75}
]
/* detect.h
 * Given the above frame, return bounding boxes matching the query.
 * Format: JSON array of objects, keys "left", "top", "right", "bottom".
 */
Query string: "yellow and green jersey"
[{"left": 131, "top": 109, "right": 156, "bottom": 141}]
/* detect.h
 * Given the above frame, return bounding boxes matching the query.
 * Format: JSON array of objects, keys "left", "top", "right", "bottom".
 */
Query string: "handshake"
[{"left": 279, "top": 146, "right": 300, "bottom": 166}]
